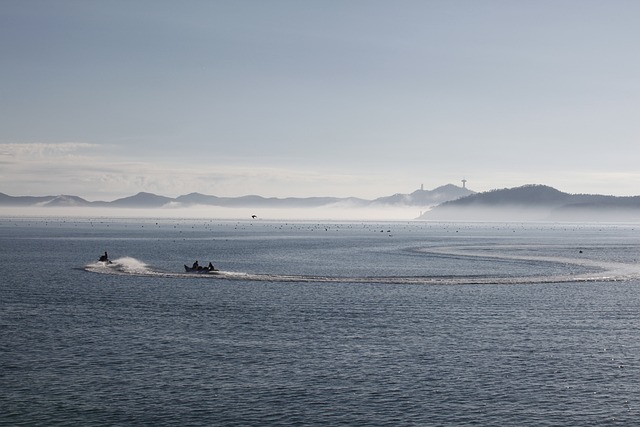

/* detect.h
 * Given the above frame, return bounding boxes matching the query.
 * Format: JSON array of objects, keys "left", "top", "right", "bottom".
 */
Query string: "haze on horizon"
[{"left": 1, "top": 1, "right": 639, "bottom": 201}]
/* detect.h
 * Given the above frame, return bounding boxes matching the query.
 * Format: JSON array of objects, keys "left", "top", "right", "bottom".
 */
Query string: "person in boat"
[
  {"left": 208, "top": 262, "right": 216, "bottom": 271},
  {"left": 99, "top": 251, "right": 109, "bottom": 262},
  {"left": 192, "top": 260, "right": 199, "bottom": 269}
]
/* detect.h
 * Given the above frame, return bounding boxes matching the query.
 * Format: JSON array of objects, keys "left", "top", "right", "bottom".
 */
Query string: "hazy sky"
[{"left": 1, "top": 0, "right": 639, "bottom": 200}]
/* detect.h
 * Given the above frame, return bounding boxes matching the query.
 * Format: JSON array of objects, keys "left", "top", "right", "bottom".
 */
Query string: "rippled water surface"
[{"left": 2, "top": 218, "right": 640, "bottom": 425}]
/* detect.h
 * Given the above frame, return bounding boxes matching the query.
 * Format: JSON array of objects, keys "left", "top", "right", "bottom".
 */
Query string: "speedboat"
[{"left": 184, "top": 263, "right": 218, "bottom": 273}]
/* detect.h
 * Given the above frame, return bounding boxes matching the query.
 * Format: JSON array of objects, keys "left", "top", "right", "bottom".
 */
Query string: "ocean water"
[{"left": 2, "top": 217, "right": 640, "bottom": 426}]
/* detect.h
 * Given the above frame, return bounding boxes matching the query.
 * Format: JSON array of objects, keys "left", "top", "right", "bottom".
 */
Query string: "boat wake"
[
  {"left": 85, "top": 257, "right": 164, "bottom": 276},
  {"left": 84, "top": 247, "right": 640, "bottom": 285},
  {"left": 413, "top": 245, "right": 640, "bottom": 285}
]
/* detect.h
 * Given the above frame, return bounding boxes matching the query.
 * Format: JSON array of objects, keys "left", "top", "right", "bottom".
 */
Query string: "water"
[{"left": 2, "top": 217, "right": 640, "bottom": 425}]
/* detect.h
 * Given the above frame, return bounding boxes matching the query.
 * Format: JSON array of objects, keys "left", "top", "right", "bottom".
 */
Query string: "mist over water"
[
  {"left": 424, "top": 205, "right": 640, "bottom": 223},
  {"left": 6, "top": 199, "right": 640, "bottom": 223},
  {"left": 0, "top": 204, "right": 424, "bottom": 221}
]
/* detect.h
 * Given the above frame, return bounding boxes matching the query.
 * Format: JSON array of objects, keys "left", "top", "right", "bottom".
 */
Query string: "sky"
[{"left": 1, "top": 0, "right": 639, "bottom": 201}]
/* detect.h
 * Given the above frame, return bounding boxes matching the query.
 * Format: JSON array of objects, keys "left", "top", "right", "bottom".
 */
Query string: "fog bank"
[{"left": 0, "top": 204, "right": 423, "bottom": 221}]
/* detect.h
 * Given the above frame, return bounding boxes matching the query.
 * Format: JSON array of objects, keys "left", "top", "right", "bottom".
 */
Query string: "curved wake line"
[
  {"left": 83, "top": 250, "right": 640, "bottom": 285},
  {"left": 85, "top": 257, "right": 162, "bottom": 276},
  {"left": 415, "top": 245, "right": 640, "bottom": 284},
  {"left": 184, "top": 273, "right": 624, "bottom": 285}
]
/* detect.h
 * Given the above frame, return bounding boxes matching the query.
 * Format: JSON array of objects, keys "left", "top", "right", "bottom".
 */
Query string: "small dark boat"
[
  {"left": 184, "top": 262, "right": 218, "bottom": 273},
  {"left": 99, "top": 251, "right": 113, "bottom": 264}
]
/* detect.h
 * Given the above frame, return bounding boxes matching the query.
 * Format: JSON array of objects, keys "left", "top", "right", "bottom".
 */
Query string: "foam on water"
[
  {"left": 417, "top": 245, "right": 640, "bottom": 282},
  {"left": 85, "top": 257, "right": 161, "bottom": 276},
  {"left": 84, "top": 245, "right": 640, "bottom": 285}
]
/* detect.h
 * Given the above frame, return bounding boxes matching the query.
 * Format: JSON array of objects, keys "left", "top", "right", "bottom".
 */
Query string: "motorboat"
[{"left": 184, "top": 262, "right": 218, "bottom": 273}]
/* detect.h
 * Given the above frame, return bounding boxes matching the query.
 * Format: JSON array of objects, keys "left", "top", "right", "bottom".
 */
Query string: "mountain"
[
  {"left": 4, "top": 184, "right": 640, "bottom": 221},
  {"left": 372, "top": 184, "right": 474, "bottom": 206},
  {"left": 99, "top": 192, "right": 175, "bottom": 208},
  {"left": 0, "top": 192, "right": 58, "bottom": 206},
  {"left": 0, "top": 184, "right": 468, "bottom": 210},
  {"left": 419, "top": 184, "right": 640, "bottom": 221},
  {"left": 41, "top": 195, "right": 92, "bottom": 207}
]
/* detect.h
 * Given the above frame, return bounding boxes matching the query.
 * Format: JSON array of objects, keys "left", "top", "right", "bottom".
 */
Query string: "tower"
[{"left": 462, "top": 178, "right": 467, "bottom": 189}]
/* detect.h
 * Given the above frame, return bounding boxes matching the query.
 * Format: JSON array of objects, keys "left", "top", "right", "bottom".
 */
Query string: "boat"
[
  {"left": 184, "top": 262, "right": 219, "bottom": 273},
  {"left": 98, "top": 251, "right": 113, "bottom": 264}
]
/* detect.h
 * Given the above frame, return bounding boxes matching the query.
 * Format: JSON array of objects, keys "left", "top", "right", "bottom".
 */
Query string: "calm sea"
[{"left": 2, "top": 217, "right": 640, "bottom": 426}]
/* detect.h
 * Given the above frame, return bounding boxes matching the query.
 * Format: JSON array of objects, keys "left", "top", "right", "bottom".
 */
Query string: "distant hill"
[
  {"left": 0, "top": 184, "right": 469, "bottom": 210},
  {"left": 5, "top": 184, "right": 640, "bottom": 221},
  {"left": 42, "top": 195, "right": 92, "bottom": 207},
  {"left": 420, "top": 184, "right": 640, "bottom": 221},
  {"left": 371, "top": 184, "right": 474, "bottom": 206},
  {"left": 101, "top": 192, "right": 175, "bottom": 208},
  {"left": 0, "top": 192, "right": 62, "bottom": 206}
]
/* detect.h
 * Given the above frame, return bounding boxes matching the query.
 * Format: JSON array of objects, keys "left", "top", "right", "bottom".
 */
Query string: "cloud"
[
  {"left": 0, "top": 142, "right": 99, "bottom": 159},
  {"left": 3, "top": 142, "right": 640, "bottom": 201},
  {"left": 0, "top": 142, "right": 392, "bottom": 200}
]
